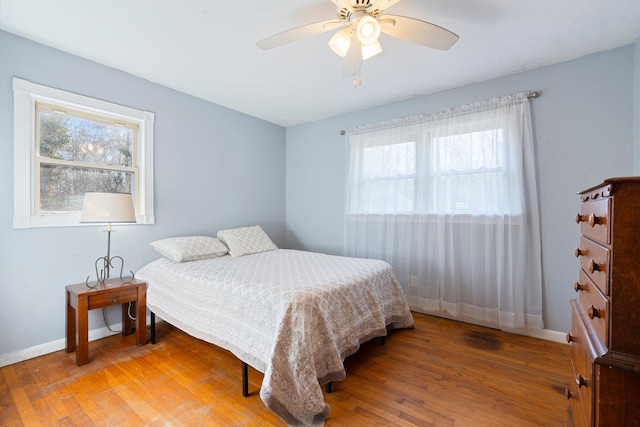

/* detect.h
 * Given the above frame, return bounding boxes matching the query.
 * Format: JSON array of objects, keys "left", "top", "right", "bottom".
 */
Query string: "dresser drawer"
[
  {"left": 576, "top": 236, "right": 609, "bottom": 295},
  {"left": 88, "top": 287, "right": 138, "bottom": 310},
  {"left": 576, "top": 198, "right": 611, "bottom": 245},
  {"left": 576, "top": 269, "right": 609, "bottom": 347},
  {"left": 570, "top": 301, "right": 595, "bottom": 421},
  {"left": 568, "top": 361, "right": 588, "bottom": 427}
]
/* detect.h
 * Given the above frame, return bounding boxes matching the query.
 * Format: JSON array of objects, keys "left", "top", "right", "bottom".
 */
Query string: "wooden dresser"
[{"left": 568, "top": 177, "right": 640, "bottom": 426}]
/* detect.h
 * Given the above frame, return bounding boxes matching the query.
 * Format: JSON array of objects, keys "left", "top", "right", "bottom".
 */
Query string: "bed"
[{"left": 135, "top": 226, "right": 414, "bottom": 426}]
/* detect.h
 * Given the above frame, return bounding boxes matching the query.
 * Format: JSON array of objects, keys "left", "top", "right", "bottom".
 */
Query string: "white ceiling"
[{"left": 2, "top": 0, "right": 640, "bottom": 127}]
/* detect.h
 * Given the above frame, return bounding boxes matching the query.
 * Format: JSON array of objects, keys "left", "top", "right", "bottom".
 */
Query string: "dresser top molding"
[{"left": 578, "top": 176, "right": 640, "bottom": 197}]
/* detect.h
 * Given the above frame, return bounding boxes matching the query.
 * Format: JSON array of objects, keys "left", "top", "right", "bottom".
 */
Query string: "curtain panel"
[{"left": 344, "top": 92, "right": 543, "bottom": 329}]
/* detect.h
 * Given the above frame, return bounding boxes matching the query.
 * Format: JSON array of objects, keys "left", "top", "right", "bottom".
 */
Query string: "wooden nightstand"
[{"left": 66, "top": 277, "right": 147, "bottom": 366}]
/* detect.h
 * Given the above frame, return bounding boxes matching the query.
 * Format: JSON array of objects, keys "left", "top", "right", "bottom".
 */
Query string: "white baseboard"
[
  {"left": 1, "top": 311, "right": 565, "bottom": 369},
  {"left": 416, "top": 309, "right": 569, "bottom": 344},
  {"left": 501, "top": 325, "right": 568, "bottom": 344},
  {"left": 0, "top": 315, "right": 155, "bottom": 368}
]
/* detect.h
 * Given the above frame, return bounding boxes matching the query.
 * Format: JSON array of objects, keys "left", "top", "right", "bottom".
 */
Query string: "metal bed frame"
[{"left": 149, "top": 311, "right": 385, "bottom": 397}]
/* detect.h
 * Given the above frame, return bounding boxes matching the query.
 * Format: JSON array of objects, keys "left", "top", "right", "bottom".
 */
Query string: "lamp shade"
[{"left": 80, "top": 192, "right": 136, "bottom": 223}]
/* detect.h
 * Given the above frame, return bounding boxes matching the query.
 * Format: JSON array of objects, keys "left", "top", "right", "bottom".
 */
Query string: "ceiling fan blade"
[
  {"left": 367, "top": 0, "right": 403, "bottom": 13},
  {"left": 379, "top": 15, "right": 459, "bottom": 51},
  {"left": 257, "top": 19, "right": 342, "bottom": 50}
]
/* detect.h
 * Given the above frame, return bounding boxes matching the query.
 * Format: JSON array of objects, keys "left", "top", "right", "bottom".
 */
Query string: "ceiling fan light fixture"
[
  {"left": 361, "top": 40, "right": 382, "bottom": 60},
  {"left": 356, "top": 15, "right": 380, "bottom": 45},
  {"left": 329, "top": 28, "right": 353, "bottom": 57},
  {"left": 256, "top": 0, "right": 460, "bottom": 84}
]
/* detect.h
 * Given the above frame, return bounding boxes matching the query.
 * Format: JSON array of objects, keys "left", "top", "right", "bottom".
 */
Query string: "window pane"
[
  {"left": 40, "top": 164, "right": 133, "bottom": 212},
  {"left": 365, "top": 178, "right": 415, "bottom": 213},
  {"left": 431, "top": 128, "right": 506, "bottom": 213},
  {"left": 358, "top": 141, "right": 416, "bottom": 213},
  {"left": 435, "top": 172, "right": 504, "bottom": 213},
  {"left": 39, "top": 110, "right": 134, "bottom": 167},
  {"left": 363, "top": 141, "right": 416, "bottom": 178},
  {"left": 435, "top": 129, "right": 503, "bottom": 173}
]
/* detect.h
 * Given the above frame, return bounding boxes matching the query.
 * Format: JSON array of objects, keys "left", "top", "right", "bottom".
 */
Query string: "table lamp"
[{"left": 80, "top": 192, "right": 136, "bottom": 286}]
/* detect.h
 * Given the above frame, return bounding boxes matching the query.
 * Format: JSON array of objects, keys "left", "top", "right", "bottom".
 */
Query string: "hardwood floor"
[{"left": 1, "top": 312, "right": 571, "bottom": 426}]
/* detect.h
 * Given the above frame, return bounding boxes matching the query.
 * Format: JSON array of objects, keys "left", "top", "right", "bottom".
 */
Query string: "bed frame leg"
[
  {"left": 326, "top": 382, "right": 332, "bottom": 393},
  {"left": 150, "top": 311, "right": 156, "bottom": 344},
  {"left": 242, "top": 362, "right": 249, "bottom": 397},
  {"left": 381, "top": 336, "right": 386, "bottom": 346}
]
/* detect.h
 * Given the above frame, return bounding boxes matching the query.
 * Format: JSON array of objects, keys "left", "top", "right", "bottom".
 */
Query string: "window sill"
[{"left": 14, "top": 213, "right": 155, "bottom": 229}]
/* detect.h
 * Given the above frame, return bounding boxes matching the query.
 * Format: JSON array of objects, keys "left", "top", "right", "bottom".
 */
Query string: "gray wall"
[
  {"left": 0, "top": 31, "right": 286, "bottom": 359},
  {"left": 285, "top": 46, "right": 637, "bottom": 334}
]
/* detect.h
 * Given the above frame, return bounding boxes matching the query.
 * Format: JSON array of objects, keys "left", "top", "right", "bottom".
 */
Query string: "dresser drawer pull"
[
  {"left": 576, "top": 373, "right": 587, "bottom": 388},
  {"left": 573, "top": 282, "right": 586, "bottom": 292},
  {"left": 588, "top": 259, "right": 601, "bottom": 273},
  {"left": 588, "top": 304, "right": 602, "bottom": 319},
  {"left": 575, "top": 213, "right": 605, "bottom": 227},
  {"left": 574, "top": 247, "right": 584, "bottom": 257},
  {"left": 110, "top": 296, "right": 120, "bottom": 303},
  {"left": 564, "top": 388, "right": 574, "bottom": 400},
  {"left": 588, "top": 213, "right": 603, "bottom": 227},
  {"left": 565, "top": 333, "right": 574, "bottom": 343}
]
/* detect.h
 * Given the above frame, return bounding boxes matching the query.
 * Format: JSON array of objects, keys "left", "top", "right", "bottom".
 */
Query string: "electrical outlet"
[{"left": 410, "top": 275, "right": 418, "bottom": 288}]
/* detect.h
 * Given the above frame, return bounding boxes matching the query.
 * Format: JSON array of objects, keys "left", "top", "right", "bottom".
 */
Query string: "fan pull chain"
[{"left": 353, "top": 59, "right": 363, "bottom": 87}]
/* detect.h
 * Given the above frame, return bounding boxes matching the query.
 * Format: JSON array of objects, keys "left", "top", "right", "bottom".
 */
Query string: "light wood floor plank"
[
  {"left": 2, "top": 366, "right": 44, "bottom": 427},
  {"left": 0, "top": 312, "right": 571, "bottom": 426}
]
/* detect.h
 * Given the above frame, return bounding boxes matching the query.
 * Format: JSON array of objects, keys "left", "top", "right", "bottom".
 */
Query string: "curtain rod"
[{"left": 339, "top": 90, "right": 540, "bottom": 135}]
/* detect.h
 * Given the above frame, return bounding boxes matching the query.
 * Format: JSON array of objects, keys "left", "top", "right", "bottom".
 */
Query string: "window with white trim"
[{"left": 13, "top": 77, "right": 155, "bottom": 228}]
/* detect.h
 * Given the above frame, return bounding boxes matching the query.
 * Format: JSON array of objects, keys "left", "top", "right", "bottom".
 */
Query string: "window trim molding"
[{"left": 13, "top": 77, "right": 155, "bottom": 229}]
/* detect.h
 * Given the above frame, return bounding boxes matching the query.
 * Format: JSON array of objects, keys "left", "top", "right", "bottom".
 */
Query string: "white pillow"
[
  {"left": 217, "top": 225, "right": 277, "bottom": 257},
  {"left": 150, "top": 236, "right": 228, "bottom": 262}
]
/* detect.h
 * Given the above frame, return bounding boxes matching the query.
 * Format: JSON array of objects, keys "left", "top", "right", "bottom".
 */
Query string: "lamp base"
[{"left": 86, "top": 255, "right": 135, "bottom": 288}]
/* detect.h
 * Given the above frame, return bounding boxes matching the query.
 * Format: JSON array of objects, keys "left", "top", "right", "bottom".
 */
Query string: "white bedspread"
[{"left": 136, "top": 249, "right": 414, "bottom": 425}]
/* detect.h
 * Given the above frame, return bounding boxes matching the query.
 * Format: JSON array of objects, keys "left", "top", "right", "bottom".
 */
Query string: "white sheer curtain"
[{"left": 344, "top": 92, "right": 543, "bottom": 329}]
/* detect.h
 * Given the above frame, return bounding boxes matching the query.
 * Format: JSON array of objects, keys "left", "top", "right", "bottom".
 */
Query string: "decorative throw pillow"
[
  {"left": 217, "top": 225, "right": 278, "bottom": 257},
  {"left": 150, "top": 236, "right": 228, "bottom": 262}
]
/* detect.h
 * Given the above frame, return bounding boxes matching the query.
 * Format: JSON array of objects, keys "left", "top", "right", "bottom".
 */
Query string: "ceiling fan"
[{"left": 256, "top": 0, "right": 459, "bottom": 86}]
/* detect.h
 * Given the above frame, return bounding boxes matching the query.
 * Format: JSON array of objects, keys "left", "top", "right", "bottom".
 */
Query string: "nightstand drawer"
[{"left": 88, "top": 287, "right": 138, "bottom": 310}]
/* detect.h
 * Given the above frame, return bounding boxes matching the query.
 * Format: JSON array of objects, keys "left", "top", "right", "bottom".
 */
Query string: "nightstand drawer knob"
[
  {"left": 110, "top": 296, "right": 120, "bottom": 303},
  {"left": 566, "top": 333, "right": 574, "bottom": 343},
  {"left": 574, "top": 247, "right": 584, "bottom": 257},
  {"left": 573, "top": 282, "right": 586, "bottom": 292}
]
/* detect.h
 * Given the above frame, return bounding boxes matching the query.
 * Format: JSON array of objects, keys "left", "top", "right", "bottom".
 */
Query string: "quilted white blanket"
[{"left": 136, "top": 249, "right": 414, "bottom": 425}]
